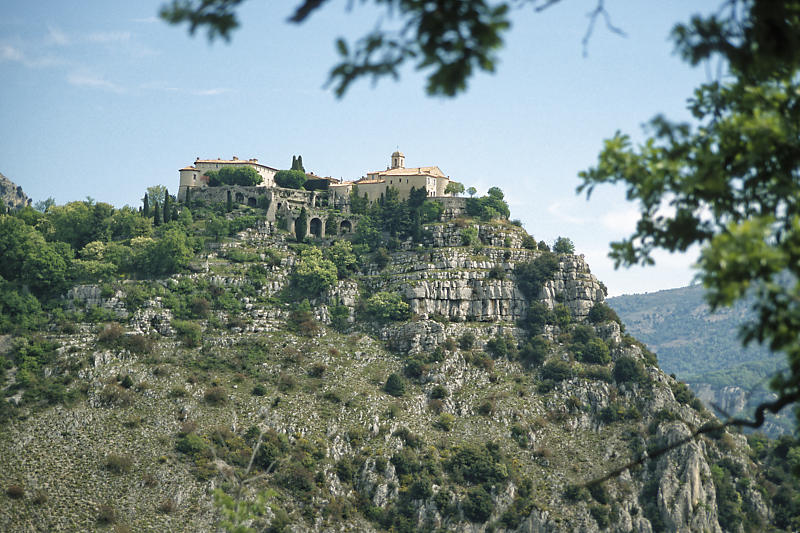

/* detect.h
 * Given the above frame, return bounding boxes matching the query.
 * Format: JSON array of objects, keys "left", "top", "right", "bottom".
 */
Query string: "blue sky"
[{"left": 0, "top": 0, "right": 715, "bottom": 296}]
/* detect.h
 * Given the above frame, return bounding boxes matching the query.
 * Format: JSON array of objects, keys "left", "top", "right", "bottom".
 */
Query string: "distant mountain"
[
  {"left": 608, "top": 285, "right": 790, "bottom": 435},
  {"left": 0, "top": 171, "right": 30, "bottom": 211}
]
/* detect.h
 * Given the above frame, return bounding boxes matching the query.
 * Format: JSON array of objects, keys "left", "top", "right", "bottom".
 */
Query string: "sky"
[{"left": 0, "top": 0, "right": 717, "bottom": 297}]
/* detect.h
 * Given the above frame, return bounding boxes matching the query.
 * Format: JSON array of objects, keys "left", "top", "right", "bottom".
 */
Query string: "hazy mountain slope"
[{"left": 608, "top": 286, "right": 789, "bottom": 435}]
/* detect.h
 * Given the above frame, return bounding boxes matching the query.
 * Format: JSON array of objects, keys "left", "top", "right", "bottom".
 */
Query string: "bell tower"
[{"left": 390, "top": 150, "right": 405, "bottom": 169}]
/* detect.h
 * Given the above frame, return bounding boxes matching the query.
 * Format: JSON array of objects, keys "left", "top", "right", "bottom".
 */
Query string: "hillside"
[
  {"left": 0, "top": 196, "right": 791, "bottom": 532},
  {"left": 608, "top": 286, "right": 790, "bottom": 435}
]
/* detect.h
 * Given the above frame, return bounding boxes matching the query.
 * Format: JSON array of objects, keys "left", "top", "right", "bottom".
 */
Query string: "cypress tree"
[
  {"left": 163, "top": 189, "right": 171, "bottom": 222},
  {"left": 226, "top": 190, "right": 233, "bottom": 212},
  {"left": 295, "top": 207, "right": 308, "bottom": 243},
  {"left": 291, "top": 155, "right": 298, "bottom": 170},
  {"left": 185, "top": 187, "right": 191, "bottom": 205},
  {"left": 143, "top": 193, "right": 150, "bottom": 217},
  {"left": 297, "top": 155, "right": 304, "bottom": 172},
  {"left": 153, "top": 201, "right": 162, "bottom": 226}
]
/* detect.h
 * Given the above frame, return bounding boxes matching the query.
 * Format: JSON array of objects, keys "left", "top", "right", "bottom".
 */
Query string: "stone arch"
[
  {"left": 309, "top": 217, "right": 323, "bottom": 238},
  {"left": 247, "top": 197, "right": 257, "bottom": 207},
  {"left": 235, "top": 192, "right": 245, "bottom": 204},
  {"left": 340, "top": 220, "right": 352, "bottom": 234}
]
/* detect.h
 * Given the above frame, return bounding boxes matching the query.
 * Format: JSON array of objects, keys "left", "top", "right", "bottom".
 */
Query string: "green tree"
[
  {"left": 274, "top": 169, "right": 307, "bottom": 189},
  {"left": 205, "top": 215, "right": 229, "bottom": 242},
  {"left": 445, "top": 181, "right": 465, "bottom": 196},
  {"left": 349, "top": 185, "right": 369, "bottom": 214},
  {"left": 579, "top": 1, "right": 800, "bottom": 429},
  {"left": 290, "top": 247, "right": 337, "bottom": 298},
  {"left": 295, "top": 207, "right": 308, "bottom": 243},
  {"left": 467, "top": 186, "right": 477, "bottom": 198},
  {"left": 324, "top": 240, "right": 357, "bottom": 278},
  {"left": 143, "top": 193, "right": 150, "bottom": 217},
  {"left": 153, "top": 201, "right": 162, "bottom": 226},
  {"left": 207, "top": 166, "right": 263, "bottom": 186},
  {"left": 33, "top": 197, "right": 55, "bottom": 213},
  {"left": 163, "top": 188, "right": 171, "bottom": 223},
  {"left": 364, "top": 291, "right": 410, "bottom": 322},
  {"left": 226, "top": 190, "right": 233, "bottom": 212},
  {"left": 553, "top": 237, "right": 575, "bottom": 255}
]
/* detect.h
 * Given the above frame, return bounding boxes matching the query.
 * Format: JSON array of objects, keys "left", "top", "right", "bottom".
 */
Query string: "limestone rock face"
[{"left": 0, "top": 171, "right": 30, "bottom": 211}]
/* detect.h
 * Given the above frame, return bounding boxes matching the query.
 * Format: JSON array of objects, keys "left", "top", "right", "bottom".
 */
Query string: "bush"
[
  {"left": 384, "top": 373, "right": 405, "bottom": 396},
  {"left": 105, "top": 454, "right": 133, "bottom": 474},
  {"left": 290, "top": 247, "right": 337, "bottom": 298},
  {"left": 364, "top": 292, "right": 410, "bottom": 322},
  {"left": 587, "top": 302, "right": 622, "bottom": 326},
  {"left": 97, "top": 503, "right": 117, "bottom": 524},
  {"left": 541, "top": 359, "right": 572, "bottom": 382},
  {"left": 459, "top": 331, "right": 476, "bottom": 349},
  {"left": 613, "top": 356, "right": 648, "bottom": 384},
  {"left": 462, "top": 486, "right": 493, "bottom": 522},
  {"left": 578, "top": 338, "right": 611, "bottom": 365},
  {"left": 434, "top": 413, "right": 455, "bottom": 431},
  {"left": 430, "top": 384, "right": 449, "bottom": 399},
  {"left": 204, "top": 386, "right": 227, "bottom": 405},
  {"left": 485, "top": 332, "right": 517, "bottom": 359},
  {"left": 176, "top": 433, "right": 208, "bottom": 456},
  {"left": 172, "top": 319, "right": 202, "bottom": 347},
  {"left": 514, "top": 252, "right": 559, "bottom": 300},
  {"left": 519, "top": 336, "right": 548, "bottom": 367},
  {"left": 6, "top": 484, "right": 24, "bottom": 499}
]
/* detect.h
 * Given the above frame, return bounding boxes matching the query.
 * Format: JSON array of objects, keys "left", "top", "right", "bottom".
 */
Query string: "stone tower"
[{"left": 391, "top": 150, "right": 405, "bottom": 169}]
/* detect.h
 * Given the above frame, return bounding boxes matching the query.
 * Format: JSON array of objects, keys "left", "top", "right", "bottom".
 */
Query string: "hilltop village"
[{"left": 177, "top": 151, "right": 466, "bottom": 237}]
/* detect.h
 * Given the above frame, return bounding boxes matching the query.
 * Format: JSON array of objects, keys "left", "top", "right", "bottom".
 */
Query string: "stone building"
[{"left": 178, "top": 156, "right": 279, "bottom": 201}]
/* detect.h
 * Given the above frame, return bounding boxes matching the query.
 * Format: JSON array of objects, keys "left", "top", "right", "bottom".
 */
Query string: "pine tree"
[
  {"left": 153, "top": 201, "right": 162, "bottom": 226},
  {"left": 226, "top": 190, "right": 233, "bottom": 212},
  {"left": 143, "top": 193, "right": 150, "bottom": 217},
  {"left": 295, "top": 207, "right": 308, "bottom": 243}
]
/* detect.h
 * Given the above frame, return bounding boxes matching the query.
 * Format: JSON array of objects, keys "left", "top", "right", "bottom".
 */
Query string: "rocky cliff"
[
  {"left": 0, "top": 171, "right": 30, "bottom": 211},
  {"left": 0, "top": 219, "right": 772, "bottom": 532}
]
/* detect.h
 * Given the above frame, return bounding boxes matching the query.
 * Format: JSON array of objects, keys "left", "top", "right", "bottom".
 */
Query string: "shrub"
[
  {"left": 613, "top": 356, "right": 648, "bottom": 384},
  {"left": 290, "top": 247, "right": 337, "bottom": 298},
  {"left": 384, "top": 373, "right": 405, "bottom": 396},
  {"left": 251, "top": 384, "right": 267, "bottom": 396},
  {"left": 587, "top": 302, "right": 622, "bottom": 326},
  {"left": 364, "top": 292, "right": 410, "bottom": 322},
  {"left": 590, "top": 504, "right": 611, "bottom": 528},
  {"left": 553, "top": 236, "right": 575, "bottom": 254},
  {"left": 522, "top": 234, "right": 537, "bottom": 249},
  {"left": 308, "top": 362, "right": 327, "bottom": 378},
  {"left": 462, "top": 486, "right": 493, "bottom": 522},
  {"left": 430, "top": 385, "right": 449, "bottom": 399},
  {"left": 578, "top": 338, "right": 611, "bottom": 365},
  {"left": 176, "top": 433, "right": 208, "bottom": 456},
  {"left": 6, "top": 484, "right": 24, "bottom": 499},
  {"left": 514, "top": 252, "right": 559, "bottom": 300},
  {"left": 172, "top": 320, "right": 202, "bottom": 347},
  {"left": 204, "top": 386, "right": 227, "bottom": 405},
  {"left": 461, "top": 227, "right": 479, "bottom": 246},
  {"left": 459, "top": 331, "right": 476, "bottom": 350},
  {"left": 519, "top": 336, "right": 548, "bottom": 367},
  {"left": 541, "top": 359, "right": 572, "bottom": 382},
  {"left": 487, "top": 265, "right": 506, "bottom": 279},
  {"left": 158, "top": 498, "right": 177, "bottom": 514},
  {"left": 98, "top": 323, "right": 125, "bottom": 345},
  {"left": 105, "top": 454, "right": 133, "bottom": 474},
  {"left": 97, "top": 503, "right": 117, "bottom": 524},
  {"left": 434, "top": 413, "right": 455, "bottom": 431},
  {"left": 485, "top": 332, "right": 518, "bottom": 359}
]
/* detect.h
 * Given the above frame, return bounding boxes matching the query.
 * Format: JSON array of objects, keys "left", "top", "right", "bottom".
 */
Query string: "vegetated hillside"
[
  {"left": 608, "top": 286, "right": 790, "bottom": 435},
  {"left": 0, "top": 197, "right": 786, "bottom": 532}
]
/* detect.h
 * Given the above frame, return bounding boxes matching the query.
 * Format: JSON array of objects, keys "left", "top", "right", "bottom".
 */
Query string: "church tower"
[{"left": 390, "top": 150, "right": 405, "bottom": 169}]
